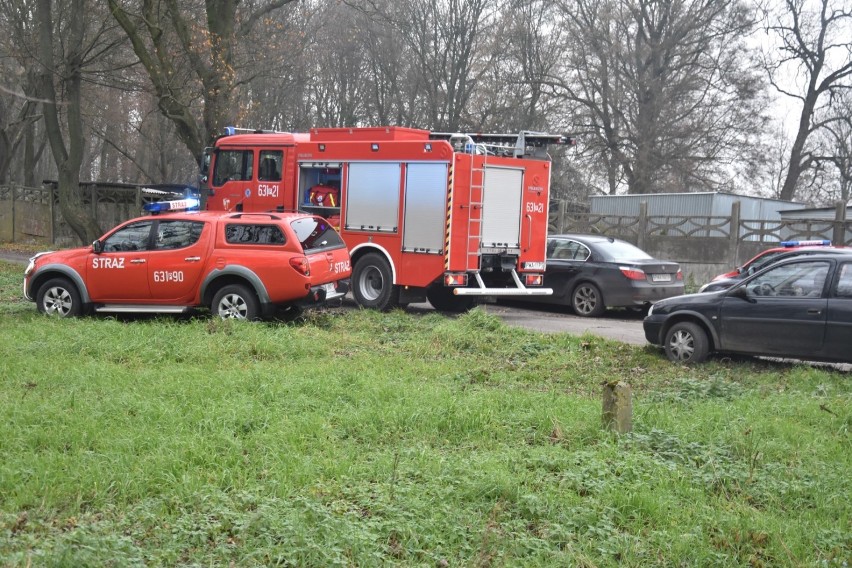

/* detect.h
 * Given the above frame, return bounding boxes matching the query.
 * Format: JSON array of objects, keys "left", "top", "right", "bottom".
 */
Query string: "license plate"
[
  {"left": 323, "top": 283, "right": 336, "bottom": 293},
  {"left": 651, "top": 274, "right": 672, "bottom": 282}
]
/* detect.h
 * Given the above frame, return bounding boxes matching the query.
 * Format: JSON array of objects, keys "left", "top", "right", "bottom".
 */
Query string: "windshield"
[{"left": 595, "top": 239, "right": 652, "bottom": 261}]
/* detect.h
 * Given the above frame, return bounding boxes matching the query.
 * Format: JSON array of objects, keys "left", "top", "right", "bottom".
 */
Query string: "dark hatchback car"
[
  {"left": 514, "top": 234, "right": 683, "bottom": 317},
  {"left": 699, "top": 246, "right": 850, "bottom": 293},
  {"left": 645, "top": 253, "right": 852, "bottom": 364}
]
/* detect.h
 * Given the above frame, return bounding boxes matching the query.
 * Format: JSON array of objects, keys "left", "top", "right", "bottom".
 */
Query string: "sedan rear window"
[
  {"left": 290, "top": 217, "right": 344, "bottom": 253},
  {"left": 595, "top": 239, "right": 652, "bottom": 261}
]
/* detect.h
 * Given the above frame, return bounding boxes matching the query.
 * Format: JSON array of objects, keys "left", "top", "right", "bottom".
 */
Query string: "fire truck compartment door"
[
  {"left": 403, "top": 163, "right": 448, "bottom": 253},
  {"left": 481, "top": 166, "right": 523, "bottom": 248},
  {"left": 345, "top": 162, "right": 401, "bottom": 233}
]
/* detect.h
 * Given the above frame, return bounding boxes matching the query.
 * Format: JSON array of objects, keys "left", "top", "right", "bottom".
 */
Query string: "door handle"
[
  {"left": 185, "top": 256, "right": 201, "bottom": 262},
  {"left": 807, "top": 309, "right": 822, "bottom": 315},
  {"left": 130, "top": 259, "right": 146, "bottom": 264}
]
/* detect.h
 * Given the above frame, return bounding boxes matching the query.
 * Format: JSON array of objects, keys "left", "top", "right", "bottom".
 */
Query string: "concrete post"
[
  {"left": 637, "top": 202, "right": 648, "bottom": 250},
  {"left": 832, "top": 201, "right": 846, "bottom": 245},
  {"left": 729, "top": 200, "right": 741, "bottom": 266},
  {"left": 602, "top": 381, "right": 632, "bottom": 434}
]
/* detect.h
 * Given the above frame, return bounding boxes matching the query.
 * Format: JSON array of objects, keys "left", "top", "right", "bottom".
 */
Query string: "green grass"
[{"left": 0, "top": 260, "right": 849, "bottom": 566}]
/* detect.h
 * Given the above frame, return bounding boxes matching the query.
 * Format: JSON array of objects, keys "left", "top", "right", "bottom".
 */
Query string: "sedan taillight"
[
  {"left": 676, "top": 269, "right": 684, "bottom": 281},
  {"left": 619, "top": 266, "right": 646, "bottom": 281},
  {"left": 289, "top": 256, "right": 310, "bottom": 276}
]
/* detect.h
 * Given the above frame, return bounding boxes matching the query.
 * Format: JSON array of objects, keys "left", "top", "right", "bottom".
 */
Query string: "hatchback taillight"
[
  {"left": 289, "top": 256, "right": 310, "bottom": 276},
  {"left": 619, "top": 266, "right": 646, "bottom": 281}
]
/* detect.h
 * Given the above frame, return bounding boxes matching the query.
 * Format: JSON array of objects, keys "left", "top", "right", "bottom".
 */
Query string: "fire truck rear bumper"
[
  {"left": 450, "top": 271, "right": 553, "bottom": 297},
  {"left": 453, "top": 287, "right": 553, "bottom": 296}
]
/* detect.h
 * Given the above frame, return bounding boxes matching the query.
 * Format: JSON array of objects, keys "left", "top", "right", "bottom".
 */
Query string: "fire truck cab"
[{"left": 204, "top": 126, "right": 572, "bottom": 311}]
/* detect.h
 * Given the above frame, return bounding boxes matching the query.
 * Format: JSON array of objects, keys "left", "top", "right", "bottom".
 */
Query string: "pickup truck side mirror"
[{"left": 92, "top": 239, "right": 103, "bottom": 254}]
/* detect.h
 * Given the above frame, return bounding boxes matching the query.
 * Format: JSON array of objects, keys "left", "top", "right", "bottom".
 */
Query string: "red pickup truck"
[{"left": 24, "top": 208, "right": 351, "bottom": 320}]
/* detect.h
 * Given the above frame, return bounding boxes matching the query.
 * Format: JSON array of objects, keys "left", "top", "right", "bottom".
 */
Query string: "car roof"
[
  {"left": 773, "top": 251, "right": 852, "bottom": 264},
  {"left": 549, "top": 233, "right": 625, "bottom": 244},
  {"left": 132, "top": 210, "right": 314, "bottom": 223}
]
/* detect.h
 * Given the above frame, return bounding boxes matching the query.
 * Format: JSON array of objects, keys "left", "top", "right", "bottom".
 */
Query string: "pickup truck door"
[
  {"left": 147, "top": 220, "right": 209, "bottom": 302},
  {"left": 87, "top": 220, "right": 153, "bottom": 301}
]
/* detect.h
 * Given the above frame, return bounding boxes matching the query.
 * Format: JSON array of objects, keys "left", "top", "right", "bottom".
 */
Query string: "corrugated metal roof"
[{"left": 590, "top": 192, "right": 803, "bottom": 219}]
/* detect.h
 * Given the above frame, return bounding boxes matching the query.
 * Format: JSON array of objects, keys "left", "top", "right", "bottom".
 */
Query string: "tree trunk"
[{"left": 36, "top": 0, "right": 101, "bottom": 243}]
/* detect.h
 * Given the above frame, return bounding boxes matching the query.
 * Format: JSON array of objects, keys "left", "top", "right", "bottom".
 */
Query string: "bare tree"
[
  {"left": 763, "top": 0, "right": 852, "bottom": 201},
  {"left": 108, "top": 0, "right": 299, "bottom": 165},
  {"left": 553, "top": 0, "right": 766, "bottom": 195},
  {"left": 348, "top": 0, "right": 498, "bottom": 131},
  {"left": 35, "top": 0, "right": 122, "bottom": 242}
]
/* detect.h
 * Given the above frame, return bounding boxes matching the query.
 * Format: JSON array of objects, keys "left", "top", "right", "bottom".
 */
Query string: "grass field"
[{"left": 0, "top": 259, "right": 849, "bottom": 566}]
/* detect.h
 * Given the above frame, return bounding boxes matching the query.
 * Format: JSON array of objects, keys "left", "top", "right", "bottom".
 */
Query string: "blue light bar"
[
  {"left": 144, "top": 198, "right": 201, "bottom": 214},
  {"left": 224, "top": 126, "right": 236, "bottom": 136},
  {"left": 780, "top": 239, "right": 831, "bottom": 247}
]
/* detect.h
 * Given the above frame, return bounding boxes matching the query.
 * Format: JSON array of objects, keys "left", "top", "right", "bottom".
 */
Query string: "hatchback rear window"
[{"left": 290, "top": 217, "right": 344, "bottom": 252}]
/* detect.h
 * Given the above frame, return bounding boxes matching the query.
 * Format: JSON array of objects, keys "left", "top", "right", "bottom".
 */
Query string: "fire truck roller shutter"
[
  {"left": 403, "top": 163, "right": 448, "bottom": 253},
  {"left": 481, "top": 167, "right": 523, "bottom": 249},
  {"left": 345, "top": 163, "right": 401, "bottom": 232}
]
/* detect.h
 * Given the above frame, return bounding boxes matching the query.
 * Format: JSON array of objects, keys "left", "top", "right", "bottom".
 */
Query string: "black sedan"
[
  {"left": 644, "top": 253, "right": 852, "bottom": 364},
  {"left": 515, "top": 234, "right": 684, "bottom": 317}
]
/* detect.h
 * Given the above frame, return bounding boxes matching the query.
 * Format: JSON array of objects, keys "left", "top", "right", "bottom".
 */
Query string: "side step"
[{"left": 94, "top": 304, "right": 194, "bottom": 314}]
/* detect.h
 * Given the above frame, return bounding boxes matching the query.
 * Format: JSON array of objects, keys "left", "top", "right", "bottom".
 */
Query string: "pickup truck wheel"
[
  {"left": 352, "top": 253, "right": 399, "bottom": 311},
  {"left": 572, "top": 282, "right": 605, "bottom": 317},
  {"left": 36, "top": 277, "right": 82, "bottom": 317},
  {"left": 212, "top": 284, "right": 260, "bottom": 320},
  {"left": 426, "top": 284, "right": 474, "bottom": 313},
  {"left": 664, "top": 321, "right": 710, "bottom": 364}
]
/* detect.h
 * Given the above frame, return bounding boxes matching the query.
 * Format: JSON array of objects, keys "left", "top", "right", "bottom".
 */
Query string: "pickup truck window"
[
  {"left": 290, "top": 216, "right": 343, "bottom": 252},
  {"left": 155, "top": 220, "right": 205, "bottom": 250},
  {"left": 103, "top": 221, "right": 153, "bottom": 252},
  {"left": 225, "top": 224, "right": 285, "bottom": 245}
]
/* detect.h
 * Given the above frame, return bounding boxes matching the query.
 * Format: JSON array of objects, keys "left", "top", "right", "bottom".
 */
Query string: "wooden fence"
[
  {"left": 549, "top": 200, "right": 852, "bottom": 284},
  {"left": 0, "top": 184, "right": 165, "bottom": 245}
]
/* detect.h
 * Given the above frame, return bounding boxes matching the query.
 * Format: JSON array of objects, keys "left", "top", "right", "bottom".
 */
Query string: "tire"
[
  {"left": 664, "top": 321, "right": 710, "bottom": 364},
  {"left": 426, "top": 284, "right": 474, "bottom": 313},
  {"left": 571, "top": 282, "right": 606, "bottom": 317},
  {"left": 36, "top": 277, "right": 83, "bottom": 318},
  {"left": 212, "top": 284, "right": 260, "bottom": 320},
  {"left": 352, "top": 253, "right": 399, "bottom": 310}
]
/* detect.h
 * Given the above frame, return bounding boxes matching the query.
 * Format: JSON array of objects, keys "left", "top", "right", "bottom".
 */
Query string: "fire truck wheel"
[
  {"left": 352, "top": 253, "right": 399, "bottom": 311},
  {"left": 571, "top": 282, "right": 606, "bottom": 317},
  {"left": 36, "top": 277, "right": 83, "bottom": 317},
  {"left": 426, "top": 285, "right": 474, "bottom": 313},
  {"left": 212, "top": 284, "right": 260, "bottom": 321}
]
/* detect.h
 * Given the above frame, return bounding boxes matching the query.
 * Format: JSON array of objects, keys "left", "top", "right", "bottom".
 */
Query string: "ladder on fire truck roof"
[{"left": 430, "top": 131, "right": 574, "bottom": 159}]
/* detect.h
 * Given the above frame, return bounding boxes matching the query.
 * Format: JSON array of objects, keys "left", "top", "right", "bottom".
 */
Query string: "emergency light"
[
  {"left": 780, "top": 239, "right": 830, "bottom": 247},
  {"left": 144, "top": 198, "right": 201, "bottom": 214}
]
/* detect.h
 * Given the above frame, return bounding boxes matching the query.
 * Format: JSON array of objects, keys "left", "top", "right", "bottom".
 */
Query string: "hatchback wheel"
[
  {"left": 212, "top": 284, "right": 260, "bottom": 320},
  {"left": 664, "top": 321, "right": 710, "bottom": 364},
  {"left": 572, "top": 282, "right": 605, "bottom": 317}
]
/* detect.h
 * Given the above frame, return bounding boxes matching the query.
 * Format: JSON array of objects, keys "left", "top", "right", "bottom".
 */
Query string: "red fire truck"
[{"left": 203, "top": 126, "right": 572, "bottom": 311}]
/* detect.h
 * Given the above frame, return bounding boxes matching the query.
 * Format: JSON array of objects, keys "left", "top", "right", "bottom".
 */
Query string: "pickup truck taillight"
[{"left": 289, "top": 256, "right": 310, "bottom": 276}]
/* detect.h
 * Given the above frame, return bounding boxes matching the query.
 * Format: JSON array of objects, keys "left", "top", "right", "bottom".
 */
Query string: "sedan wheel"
[
  {"left": 664, "top": 321, "right": 710, "bottom": 364},
  {"left": 572, "top": 282, "right": 605, "bottom": 317}
]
